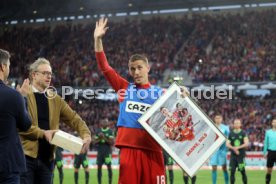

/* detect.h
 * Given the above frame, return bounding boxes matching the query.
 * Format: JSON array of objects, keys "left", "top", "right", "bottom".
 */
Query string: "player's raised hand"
[
  {"left": 94, "top": 17, "right": 109, "bottom": 39},
  {"left": 16, "top": 78, "right": 31, "bottom": 97}
]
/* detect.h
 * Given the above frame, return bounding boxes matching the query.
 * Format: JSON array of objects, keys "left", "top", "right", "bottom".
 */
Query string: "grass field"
[{"left": 53, "top": 168, "right": 276, "bottom": 184}]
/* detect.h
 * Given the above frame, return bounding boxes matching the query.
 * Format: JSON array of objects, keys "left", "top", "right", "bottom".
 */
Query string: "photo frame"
[{"left": 138, "top": 82, "right": 226, "bottom": 177}]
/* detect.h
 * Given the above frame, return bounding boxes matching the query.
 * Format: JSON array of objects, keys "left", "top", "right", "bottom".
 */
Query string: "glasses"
[{"left": 35, "top": 71, "right": 54, "bottom": 77}]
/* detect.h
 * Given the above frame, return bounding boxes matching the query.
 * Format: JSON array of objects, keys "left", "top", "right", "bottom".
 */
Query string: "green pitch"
[{"left": 53, "top": 169, "right": 275, "bottom": 184}]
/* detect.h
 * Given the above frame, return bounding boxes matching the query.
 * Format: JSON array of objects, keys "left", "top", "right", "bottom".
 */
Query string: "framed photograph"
[{"left": 138, "top": 82, "right": 226, "bottom": 177}]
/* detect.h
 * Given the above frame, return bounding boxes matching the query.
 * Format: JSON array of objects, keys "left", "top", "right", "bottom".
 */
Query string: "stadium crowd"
[
  {"left": 176, "top": 10, "right": 276, "bottom": 83},
  {"left": 0, "top": 9, "right": 275, "bottom": 151},
  {"left": 0, "top": 9, "right": 275, "bottom": 87}
]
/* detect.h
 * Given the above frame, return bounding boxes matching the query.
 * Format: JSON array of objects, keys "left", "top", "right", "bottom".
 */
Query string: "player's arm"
[
  {"left": 225, "top": 126, "right": 230, "bottom": 137},
  {"left": 226, "top": 139, "right": 238, "bottom": 154},
  {"left": 236, "top": 134, "right": 249, "bottom": 150},
  {"left": 236, "top": 137, "right": 249, "bottom": 150},
  {"left": 263, "top": 130, "right": 268, "bottom": 157},
  {"left": 94, "top": 18, "right": 108, "bottom": 52},
  {"left": 226, "top": 139, "right": 234, "bottom": 150},
  {"left": 107, "top": 133, "right": 115, "bottom": 145},
  {"left": 94, "top": 17, "right": 129, "bottom": 92},
  {"left": 102, "top": 136, "right": 114, "bottom": 145},
  {"left": 93, "top": 133, "right": 101, "bottom": 144},
  {"left": 102, "top": 131, "right": 114, "bottom": 145}
]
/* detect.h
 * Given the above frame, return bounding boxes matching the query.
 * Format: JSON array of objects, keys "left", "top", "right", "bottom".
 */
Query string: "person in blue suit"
[{"left": 0, "top": 48, "right": 32, "bottom": 184}]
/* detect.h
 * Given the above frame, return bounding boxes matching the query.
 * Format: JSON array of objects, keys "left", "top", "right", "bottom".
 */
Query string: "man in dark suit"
[{"left": 0, "top": 48, "right": 32, "bottom": 184}]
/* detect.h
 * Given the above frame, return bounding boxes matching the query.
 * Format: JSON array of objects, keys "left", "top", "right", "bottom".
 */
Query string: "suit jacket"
[
  {"left": 19, "top": 87, "right": 91, "bottom": 160},
  {"left": 0, "top": 80, "right": 31, "bottom": 172}
]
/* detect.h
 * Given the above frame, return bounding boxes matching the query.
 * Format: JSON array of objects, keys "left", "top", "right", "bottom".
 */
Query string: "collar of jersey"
[
  {"left": 233, "top": 129, "right": 241, "bottom": 133},
  {"left": 101, "top": 127, "right": 109, "bottom": 132}
]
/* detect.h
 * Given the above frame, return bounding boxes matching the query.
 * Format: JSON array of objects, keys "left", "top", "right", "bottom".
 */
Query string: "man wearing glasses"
[{"left": 17, "top": 58, "right": 92, "bottom": 184}]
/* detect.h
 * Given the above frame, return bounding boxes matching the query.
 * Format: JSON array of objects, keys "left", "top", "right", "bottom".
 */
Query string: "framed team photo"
[{"left": 138, "top": 82, "right": 227, "bottom": 177}]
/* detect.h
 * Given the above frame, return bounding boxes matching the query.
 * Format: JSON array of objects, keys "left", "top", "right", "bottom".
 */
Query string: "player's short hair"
[
  {"left": 28, "top": 58, "right": 51, "bottom": 80},
  {"left": 271, "top": 116, "right": 276, "bottom": 122},
  {"left": 0, "top": 49, "right": 10, "bottom": 65},
  {"left": 129, "top": 54, "right": 148, "bottom": 64}
]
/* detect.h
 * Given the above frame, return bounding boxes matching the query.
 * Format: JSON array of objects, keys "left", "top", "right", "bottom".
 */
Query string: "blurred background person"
[
  {"left": 163, "top": 150, "right": 174, "bottom": 184},
  {"left": 73, "top": 152, "right": 90, "bottom": 184},
  {"left": 263, "top": 117, "right": 276, "bottom": 184},
  {"left": 53, "top": 147, "right": 64, "bottom": 184},
  {"left": 94, "top": 119, "right": 114, "bottom": 184},
  {"left": 227, "top": 119, "right": 249, "bottom": 184},
  {"left": 210, "top": 113, "right": 230, "bottom": 184}
]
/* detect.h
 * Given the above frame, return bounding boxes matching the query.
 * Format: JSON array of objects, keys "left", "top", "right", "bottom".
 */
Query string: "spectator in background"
[
  {"left": 73, "top": 152, "right": 90, "bottom": 184},
  {"left": 94, "top": 119, "right": 114, "bottom": 184},
  {"left": 210, "top": 114, "right": 230, "bottom": 184},
  {"left": 227, "top": 119, "right": 249, "bottom": 184},
  {"left": 53, "top": 147, "right": 64, "bottom": 184},
  {"left": 263, "top": 117, "right": 276, "bottom": 184},
  {"left": 163, "top": 150, "right": 174, "bottom": 184}
]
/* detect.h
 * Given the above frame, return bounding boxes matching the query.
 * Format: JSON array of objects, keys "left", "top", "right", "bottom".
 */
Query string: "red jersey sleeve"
[{"left": 95, "top": 51, "right": 129, "bottom": 92}]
